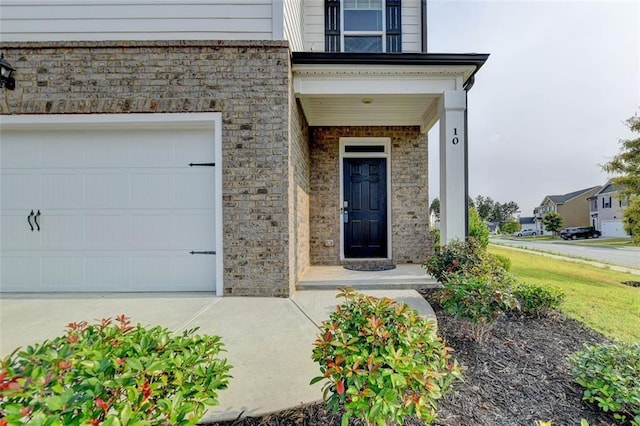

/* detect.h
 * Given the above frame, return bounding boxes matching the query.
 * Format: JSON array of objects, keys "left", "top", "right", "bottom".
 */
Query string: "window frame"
[{"left": 341, "top": 0, "right": 386, "bottom": 53}]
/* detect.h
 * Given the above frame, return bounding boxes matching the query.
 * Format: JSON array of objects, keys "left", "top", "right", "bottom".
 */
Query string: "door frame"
[
  {"left": 339, "top": 137, "right": 392, "bottom": 261},
  {"left": 0, "top": 113, "right": 224, "bottom": 295}
]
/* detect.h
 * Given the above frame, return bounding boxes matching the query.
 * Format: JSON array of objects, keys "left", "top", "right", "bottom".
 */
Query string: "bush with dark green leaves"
[
  {"left": 569, "top": 341, "right": 640, "bottom": 425},
  {"left": 423, "top": 238, "right": 487, "bottom": 283},
  {"left": 311, "top": 288, "right": 462, "bottom": 426},
  {"left": 438, "top": 273, "right": 519, "bottom": 341},
  {"left": 0, "top": 315, "right": 232, "bottom": 426},
  {"left": 424, "top": 238, "right": 511, "bottom": 285},
  {"left": 512, "top": 283, "right": 564, "bottom": 316}
]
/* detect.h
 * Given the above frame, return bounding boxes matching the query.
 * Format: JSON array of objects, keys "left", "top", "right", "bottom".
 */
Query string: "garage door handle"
[
  {"left": 34, "top": 210, "right": 41, "bottom": 231},
  {"left": 27, "top": 210, "right": 34, "bottom": 231}
]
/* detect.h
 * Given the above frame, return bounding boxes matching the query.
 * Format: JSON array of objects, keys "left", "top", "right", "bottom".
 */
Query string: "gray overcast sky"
[{"left": 426, "top": 0, "right": 640, "bottom": 217}]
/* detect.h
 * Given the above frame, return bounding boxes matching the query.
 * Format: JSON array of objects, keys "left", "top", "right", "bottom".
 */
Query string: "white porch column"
[{"left": 438, "top": 90, "right": 467, "bottom": 244}]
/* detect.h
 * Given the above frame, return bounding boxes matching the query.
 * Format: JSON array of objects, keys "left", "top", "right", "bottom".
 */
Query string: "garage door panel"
[
  {"left": 42, "top": 173, "right": 84, "bottom": 209},
  {"left": 40, "top": 213, "right": 85, "bottom": 249},
  {"left": 1, "top": 212, "right": 41, "bottom": 249},
  {"left": 173, "top": 213, "right": 215, "bottom": 249},
  {"left": 131, "top": 173, "right": 172, "bottom": 208},
  {"left": 1, "top": 255, "right": 41, "bottom": 291},
  {"left": 85, "top": 173, "right": 130, "bottom": 208},
  {"left": 85, "top": 139, "right": 131, "bottom": 167},
  {"left": 130, "top": 137, "right": 175, "bottom": 166},
  {"left": 172, "top": 254, "right": 216, "bottom": 290},
  {"left": 85, "top": 214, "right": 129, "bottom": 249},
  {"left": 41, "top": 256, "right": 84, "bottom": 289},
  {"left": 130, "top": 214, "right": 173, "bottom": 249},
  {"left": 84, "top": 256, "right": 129, "bottom": 288},
  {"left": 41, "top": 138, "right": 86, "bottom": 168},
  {"left": 174, "top": 173, "right": 216, "bottom": 208},
  {"left": 1, "top": 173, "right": 40, "bottom": 209},
  {"left": 1, "top": 138, "right": 41, "bottom": 168}
]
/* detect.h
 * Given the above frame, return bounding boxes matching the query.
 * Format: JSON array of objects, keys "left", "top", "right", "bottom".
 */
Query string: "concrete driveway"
[{"left": 0, "top": 290, "right": 436, "bottom": 422}]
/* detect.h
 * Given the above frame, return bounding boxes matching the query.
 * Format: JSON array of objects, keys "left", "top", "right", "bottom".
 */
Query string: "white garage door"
[
  {"left": 0, "top": 114, "right": 222, "bottom": 293},
  {"left": 601, "top": 220, "right": 628, "bottom": 238}
]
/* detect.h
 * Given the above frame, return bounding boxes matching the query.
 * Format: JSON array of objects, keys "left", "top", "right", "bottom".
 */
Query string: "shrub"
[
  {"left": 311, "top": 288, "right": 462, "bottom": 426},
  {"left": 424, "top": 238, "right": 510, "bottom": 286},
  {"left": 438, "top": 273, "right": 519, "bottom": 341},
  {"left": 423, "top": 238, "right": 487, "bottom": 283},
  {"left": 0, "top": 315, "right": 232, "bottom": 426},
  {"left": 490, "top": 253, "right": 512, "bottom": 271},
  {"left": 569, "top": 341, "right": 640, "bottom": 425},
  {"left": 468, "top": 207, "right": 489, "bottom": 248},
  {"left": 512, "top": 283, "right": 564, "bottom": 316}
]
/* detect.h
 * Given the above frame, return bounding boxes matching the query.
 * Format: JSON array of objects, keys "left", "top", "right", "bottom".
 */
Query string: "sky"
[{"left": 426, "top": 0, "right": 640, "bottom": 217}]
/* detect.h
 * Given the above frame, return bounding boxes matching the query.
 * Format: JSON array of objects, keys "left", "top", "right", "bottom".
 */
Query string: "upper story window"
[
  {"left": 325, "top": 0, "right": 402, "bottom": 53},
  {"left": 602, "top": 196, "right": 612, "bottom": 209}
]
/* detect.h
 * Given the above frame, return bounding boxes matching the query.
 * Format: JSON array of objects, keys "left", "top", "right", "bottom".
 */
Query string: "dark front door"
[{"left": 343, "top": 158, "right": 387, "bottom": 258}]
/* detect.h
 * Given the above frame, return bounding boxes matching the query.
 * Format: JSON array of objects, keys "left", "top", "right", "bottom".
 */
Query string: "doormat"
[{"left": 343, "top": 264, "right": 396, "bottom": 271}]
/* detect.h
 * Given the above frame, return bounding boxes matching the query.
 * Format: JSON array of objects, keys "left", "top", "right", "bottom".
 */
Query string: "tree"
[
  {"left": 603, "top": 113, "right": 640, "bottom": 244},
  {"left": 429, "top": 198, "right": 440, "bottom": 219},
  {"left": 501, "top": 220, "right": 520, "bottom": 234},
  {"left": 473, "top": 195, "right": 520, "bottom": 226},
  {"left": 542, "top": 212, "right": 563, "bottom": 235},
  {"left": 468, "top": 206, "right": 489, "bottom": 248},
  {"left": 474, "top": 195, "right": 495, "bottom": 221}
]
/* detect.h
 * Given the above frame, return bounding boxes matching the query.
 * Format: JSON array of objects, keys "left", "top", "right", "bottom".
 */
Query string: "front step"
[{"left": 297, "top": 264, "right": 441, "bottom": 291}]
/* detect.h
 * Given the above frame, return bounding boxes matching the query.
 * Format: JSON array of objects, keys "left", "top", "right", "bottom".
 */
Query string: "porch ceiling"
[{"left": 292, "top": 52, "right": 489, "bottom": 133}]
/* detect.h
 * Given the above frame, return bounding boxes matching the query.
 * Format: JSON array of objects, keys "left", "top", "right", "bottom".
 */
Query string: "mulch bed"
[{"left": 210, "top": 290, "right": 618, "bottom": 426}]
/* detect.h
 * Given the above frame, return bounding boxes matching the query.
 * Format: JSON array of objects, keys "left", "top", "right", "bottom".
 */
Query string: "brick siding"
[{"left": 0, "top": 40, "right": 295, "bottom": 296}]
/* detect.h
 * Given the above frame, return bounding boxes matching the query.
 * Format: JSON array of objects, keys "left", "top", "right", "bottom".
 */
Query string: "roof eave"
[{"left": 291, "top": 52, "right": 489, "bottom": 87}]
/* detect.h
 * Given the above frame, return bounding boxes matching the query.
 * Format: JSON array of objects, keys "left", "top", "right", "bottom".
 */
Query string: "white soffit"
[{"left": 292, "top": 64, "right": 475, "bottom": 130}]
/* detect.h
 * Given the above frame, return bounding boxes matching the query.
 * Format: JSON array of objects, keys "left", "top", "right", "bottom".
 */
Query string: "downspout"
[
  {"left": 463, "top": 74, "right": 476, "bottom": 238},
  {"left": 421, "top": 0, "right": 428, "bottom": 52}
]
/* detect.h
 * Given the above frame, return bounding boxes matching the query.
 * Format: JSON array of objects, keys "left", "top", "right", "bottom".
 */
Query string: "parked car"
[
  {"left": 560, "top": 226, "right": 602, "bottom": 240},
  {"left": 513, "top": 229, "right": 537, "bottom": 237}
]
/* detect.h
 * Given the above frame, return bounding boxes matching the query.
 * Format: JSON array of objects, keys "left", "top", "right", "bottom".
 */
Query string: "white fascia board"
[
  {"left": 293, "top": 64, "right": 475, "bottom": 96},
  {"left": 294, "top": 76, "right": 457, "bottom": 96}
]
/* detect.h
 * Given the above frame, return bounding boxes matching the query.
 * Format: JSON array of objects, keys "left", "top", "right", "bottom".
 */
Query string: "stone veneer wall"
[
  {"left": 310, "top": 126, "right": 432, "bottom": 265},
  {"left": 0, "top": 40, "right": 294, "bottom": 297}
]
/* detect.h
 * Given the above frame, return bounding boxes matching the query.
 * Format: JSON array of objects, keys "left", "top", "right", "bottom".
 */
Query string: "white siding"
[
  {"left": 284, "top": 0, "right": 304, "bottom": 51},
  {"left": 303, "top": 1, "right": 325, "bottom": 51},
  {"left": 0, "top": 0, "right": 276, "bottom": 42},
  {"left": 302, "top": 0, "right": 423, "bottom": 53},
  {"left": 402, "top": 0, "right": 422, "bottom": 53}
]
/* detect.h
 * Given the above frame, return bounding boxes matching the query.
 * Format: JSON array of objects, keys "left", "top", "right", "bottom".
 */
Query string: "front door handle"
[{"left": 27, "top": 210, "right": 34, "bottom": 231}]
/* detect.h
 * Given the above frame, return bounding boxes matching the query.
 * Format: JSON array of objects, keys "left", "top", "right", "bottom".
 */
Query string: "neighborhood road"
[{"left": 492, "top": 238, "right": 640, "bottom": 270}]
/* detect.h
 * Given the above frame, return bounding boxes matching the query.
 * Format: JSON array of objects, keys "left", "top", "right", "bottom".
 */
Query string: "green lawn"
[{"left": 489, "top": 245, "right": 640, "bottom": 342}]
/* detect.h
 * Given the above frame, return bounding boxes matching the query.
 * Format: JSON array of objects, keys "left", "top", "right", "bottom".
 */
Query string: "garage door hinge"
[
  {"left": 189, "top": 251, "right": 216, "bottom": 255},
  {"left": 188, "top": 163, "right": 215, "bottom": 167}
]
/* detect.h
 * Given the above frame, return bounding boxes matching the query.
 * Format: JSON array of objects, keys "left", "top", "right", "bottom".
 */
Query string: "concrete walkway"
[{"left": 0, "top": 289, "right": 436, "bottom": 423}]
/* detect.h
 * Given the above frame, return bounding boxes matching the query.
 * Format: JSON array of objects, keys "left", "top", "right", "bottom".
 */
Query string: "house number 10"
[{"left": 452, "top": 128, "right": 460, "bottom": 145}]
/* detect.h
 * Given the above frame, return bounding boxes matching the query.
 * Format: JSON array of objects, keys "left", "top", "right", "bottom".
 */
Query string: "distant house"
[
  {"left": 518, "top": 216, "right": 536, "bottom": 232},
  {"left": 486, "top": 221, "right": 500, "bottom": 234},
  {"left": 588, "top": 181, "right": 630, "bottom": 237},
  {"left": 534, "top": 186, "right": 601, "bottom": 234}
]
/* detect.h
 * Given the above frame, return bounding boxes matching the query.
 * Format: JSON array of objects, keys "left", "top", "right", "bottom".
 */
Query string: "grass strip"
[{"left": 489, "top": 245, "right": 640, "bottom": 342}]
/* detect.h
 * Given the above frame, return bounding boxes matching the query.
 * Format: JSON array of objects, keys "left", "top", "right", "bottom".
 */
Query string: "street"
[{"left": 492, "top": 237, "right": 640, "bottom": 270}]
